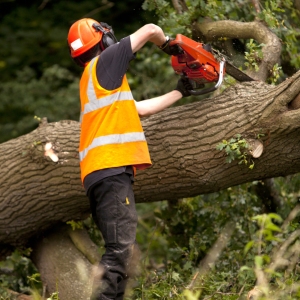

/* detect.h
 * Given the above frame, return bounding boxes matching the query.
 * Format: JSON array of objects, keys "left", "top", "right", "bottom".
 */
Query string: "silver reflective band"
[
  {"left": 89, "top": 57, "right": 97, "bottom": 74},
  {"left": 79, "top": 56, "right": 134, "bottom": 120},
  {"left": 79, "top": 132, "right": 146, "bottom": 161},
  {"left": 83, "top": 91, "right": 133, "bottom": 115}
]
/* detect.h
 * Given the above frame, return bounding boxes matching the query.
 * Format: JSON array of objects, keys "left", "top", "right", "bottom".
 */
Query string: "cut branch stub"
[
  {"left": 44, "top": 142, "right": 59, "bottom": 162},
  {"left": 289, "top": 93, "right": 300, "bottom": 110},
  {"left": 247, "top": 138, "right": 264, "bottom": 158}
]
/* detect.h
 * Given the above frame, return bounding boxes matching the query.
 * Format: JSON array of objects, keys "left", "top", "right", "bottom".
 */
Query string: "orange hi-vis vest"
[{"left": 79, "top": 56, "right": 152, "bottom": 182}]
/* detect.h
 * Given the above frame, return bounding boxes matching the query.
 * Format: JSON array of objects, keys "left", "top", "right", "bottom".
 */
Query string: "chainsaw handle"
[
  {"left": 168, "top": 38, "right": 184, "bottom": 56},
  {"left": 189, "top": 60, "right": 225, "bottom": 95}
]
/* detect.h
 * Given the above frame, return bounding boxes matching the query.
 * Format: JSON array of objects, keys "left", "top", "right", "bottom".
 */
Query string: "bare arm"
[
  {"left": 135, "top": 90, "right": 183, "bottom": 117},
  {"left": 130, "top": 23, "right": 167, "bottom": 53},
  {"left": 130, "top": 24, "right": 186, "bottom": 116}
]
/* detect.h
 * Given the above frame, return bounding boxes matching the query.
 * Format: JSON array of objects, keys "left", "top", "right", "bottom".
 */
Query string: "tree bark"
[
  {"left": 192, "top": 20, "right": 282, "bottom": 81},
  {"left": 0, "top": 71, "right": 300, "bottom": 247}
]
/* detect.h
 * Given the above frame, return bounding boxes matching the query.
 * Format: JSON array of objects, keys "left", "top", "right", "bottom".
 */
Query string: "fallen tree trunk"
[{"left": 0, "top": 71, "right": 300, "bottom": 247}]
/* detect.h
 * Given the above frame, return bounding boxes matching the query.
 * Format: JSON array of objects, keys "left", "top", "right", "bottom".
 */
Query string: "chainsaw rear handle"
[{"left": 188, "top": 60, "right": 225, "bottom": 95}]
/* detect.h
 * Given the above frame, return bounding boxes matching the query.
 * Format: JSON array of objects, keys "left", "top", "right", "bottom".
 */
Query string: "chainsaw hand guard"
[
  {"left": 175, "top": 77, "right": 193, "bottom": 97},
  {"left": 189, "top": 60, "right": 225, "bottom": 95},
  {"left": 160, "top": 37, "right": 184, "bottom": 56}
]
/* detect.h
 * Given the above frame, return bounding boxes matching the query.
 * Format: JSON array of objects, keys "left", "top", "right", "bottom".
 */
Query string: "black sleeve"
[{"left": 96, "top": 36, "right": 135, "bottom": 90}]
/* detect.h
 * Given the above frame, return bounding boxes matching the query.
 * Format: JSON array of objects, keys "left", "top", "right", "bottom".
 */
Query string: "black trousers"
[{"left": 88, "top": 172, "right": 138, "bottom": 300}]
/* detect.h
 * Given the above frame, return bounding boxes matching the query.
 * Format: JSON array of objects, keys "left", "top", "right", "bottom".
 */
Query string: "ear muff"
[{"left": 92, "top": 22, "right": 118, "bottom": 51}]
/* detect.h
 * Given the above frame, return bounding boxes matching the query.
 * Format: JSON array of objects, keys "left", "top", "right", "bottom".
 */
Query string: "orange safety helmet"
[{"left": 67, "top": 18, "right": 117, "bottom": 66}]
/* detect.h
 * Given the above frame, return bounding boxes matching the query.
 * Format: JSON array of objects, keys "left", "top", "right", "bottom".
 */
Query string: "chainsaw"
[{"left": 169, "top": 34, "right": 254, "bottom": 95}]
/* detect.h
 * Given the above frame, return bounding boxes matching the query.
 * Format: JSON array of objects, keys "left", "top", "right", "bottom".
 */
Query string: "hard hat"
[
  {"left": 67, "top": 18, "right": 102, "bottom": 58},
  {"left": 68, "top": 18, "right": 118, "bottom": 59}
]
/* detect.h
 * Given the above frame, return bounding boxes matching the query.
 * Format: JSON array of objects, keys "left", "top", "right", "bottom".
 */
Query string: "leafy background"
[{"left": 0, "top": 0, "right": 300, "bottom": 299}]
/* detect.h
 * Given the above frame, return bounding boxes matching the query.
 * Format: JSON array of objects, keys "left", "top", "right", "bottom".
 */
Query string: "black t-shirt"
[
  {"left": 83, "top": 36, "right": 135, "bottom": 193},
  {"left": 96, "top": 36, "right": 135, "bottom": 90}
]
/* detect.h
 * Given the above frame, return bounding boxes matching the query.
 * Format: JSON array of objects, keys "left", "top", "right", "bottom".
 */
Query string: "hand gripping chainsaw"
[{"left": 169, "top": 34, "right": 254, "bottom": 95}]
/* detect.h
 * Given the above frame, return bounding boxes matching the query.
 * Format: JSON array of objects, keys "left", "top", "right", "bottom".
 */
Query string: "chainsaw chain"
[{"left": 211, "top": 48, "right": 231, "bottom": 63}]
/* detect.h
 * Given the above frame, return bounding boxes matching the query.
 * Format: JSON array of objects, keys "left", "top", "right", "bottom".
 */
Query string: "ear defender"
[{"left": 92, "top": 23, "right": 118, "bottom": 50}]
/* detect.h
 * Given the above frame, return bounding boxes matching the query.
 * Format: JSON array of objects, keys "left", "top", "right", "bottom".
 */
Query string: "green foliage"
[
  {"left": 131, "top": 181, "right": 261, "bottom": 299},
  {"left": 0, "top": 175, "right": 299, "bottom": 299},
  {"left": 0, "top": 0, "right": 300, "bottom": 299},
  {"left": 0, "top": 65, "right": 80, "bottom": 143},
  {"left": 216, "top": 134, "right": 254, "bottom": 169},
  {"left": 66, "top": 220, "right": 83, "bottom": 231},
  {"left": 0, "top": 248, "right": 42, "bottom": 297},
  {"left": 0, "top": 0, "right": 153, "bottom": 82},
  {"left": 244, "top": 39, "right": 265, "bottom": 72},
  {"left": 129, "top": 174, "right": 300, "bottom": 299},
  {"left": 142, "top": 0, "right": 300, "bottom": 79},
  {"left": 268, "top": 63, "right": 283, "bottom": 84},
  {"left": 142, "top": 0, "right": 191, "bottom": 36},
  {"left": 0, "top": 0, "right": 156, "bottom": 143},
  {"left": 240, "top": 210, "right": 300, "bottom": 299},
  {"left": 0, "top": 0, "right": 299, "bottom": 143},
  {"left": 47, "top": 291, "right": 60, "bottom": 300},
  {"left": 257, "top": 0, "right": 300, "bottom": 69}
]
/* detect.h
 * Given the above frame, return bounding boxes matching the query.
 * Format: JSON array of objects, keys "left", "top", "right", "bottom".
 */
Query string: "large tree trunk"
[{"left": 0, "top": 71, "right": 300, "bottom": 248}]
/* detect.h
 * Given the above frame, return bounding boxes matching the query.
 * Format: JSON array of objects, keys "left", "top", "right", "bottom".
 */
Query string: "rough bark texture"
[{"left": 0, "top": 71, "right": 300, "bottom": 248}]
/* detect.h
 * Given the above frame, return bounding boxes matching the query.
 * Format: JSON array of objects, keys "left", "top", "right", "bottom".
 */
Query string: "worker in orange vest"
[{"left": 67, "top": 18, "right": 192, "bottom": 300}]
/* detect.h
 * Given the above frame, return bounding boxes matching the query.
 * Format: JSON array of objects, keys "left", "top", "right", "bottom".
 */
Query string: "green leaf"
[
  {"left": 183, "top": 261, "right": 192, "bottom": 271},
  {"left": 240, "top": 265, "right": 252, "bottom": 272},
  {"left": 244, "top": 240, "right": 254, "bottom": 254},
  {"left": 183, "top": 290, "right": 201, "bottom": 300},
  {"left": 171, "top": 271, "right": 181, "bottom": 281},
  {"left": 225, "top": 145, "right": 231, "bottom": 154},
  {"left": 255, "top": 255, "right": 263, "bottom": 268},
  {"left": 265, "top": 222, "right": 281, "bottom": 232},
  {"left": 268, "top": 213, "right": 283, "bottom": 222},
  {"left": 216, "top": 143, "right": 225, "bottom": 150}
]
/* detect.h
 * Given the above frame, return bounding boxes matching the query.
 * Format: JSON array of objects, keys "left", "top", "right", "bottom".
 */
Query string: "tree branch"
[
  {"left": 83, "top": 2, "right": 114, "bottom": 18},
  {"left": 294, "top": 0, "right": 300, "bottom": 11},
  {"left": 193, "top": 20, "right": 282, "bottom": 81},
  {"left": 251, "top": 0, "right": 261, "bottom": 13},
  {"left": 68, "top": 228, "right": 101, "bottom": 264},
  {"left": 172, "top": 0, "right": 183, "bottom": 14}
]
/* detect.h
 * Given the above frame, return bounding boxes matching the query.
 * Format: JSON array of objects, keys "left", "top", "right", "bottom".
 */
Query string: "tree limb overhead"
[{"left": 193, "top": 20, "right": 282, "bottom": 81}]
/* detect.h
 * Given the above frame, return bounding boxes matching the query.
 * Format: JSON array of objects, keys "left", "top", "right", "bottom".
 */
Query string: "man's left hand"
[{"left": 175, "top": 78, "right": 193, "bottom": 97}]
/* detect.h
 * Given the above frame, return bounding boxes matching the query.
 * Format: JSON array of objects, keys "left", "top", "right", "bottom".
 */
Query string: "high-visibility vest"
[{"left": 79, "top": 56, "right": 152, "bottom": 182}]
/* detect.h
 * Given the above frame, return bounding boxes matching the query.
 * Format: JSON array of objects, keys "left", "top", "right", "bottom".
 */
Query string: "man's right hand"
[{"left": 159, "top": 37, "right": 183, "bottom": 56}]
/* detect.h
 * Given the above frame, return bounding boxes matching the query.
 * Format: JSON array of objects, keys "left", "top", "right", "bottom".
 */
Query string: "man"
[{"left": 67, "top": 18, "right": 192, "bottom": 300}]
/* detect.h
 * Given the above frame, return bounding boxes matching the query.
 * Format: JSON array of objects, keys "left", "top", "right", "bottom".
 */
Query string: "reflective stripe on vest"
[
  {"left": 79, "top": 132, "right": 146, "bottom": 161},
  {"left": 79, "top": 55, "right": 151, "bottom": 181},
  {"left": 81, "top": 91, "right": 134, "bottom": 119},
  {"left": 79, "top": 57, "right": 134, "bottom": 123}
]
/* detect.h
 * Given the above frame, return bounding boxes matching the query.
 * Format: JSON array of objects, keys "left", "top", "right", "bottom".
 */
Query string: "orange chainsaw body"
[{"left": 170, "top": 34, "right": 225, "bottom": 85}]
